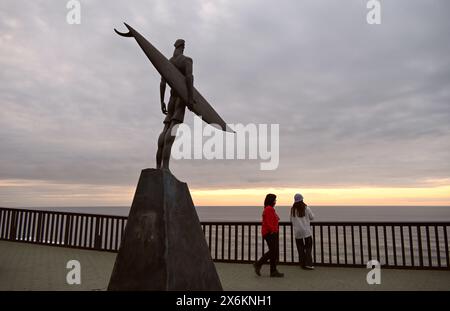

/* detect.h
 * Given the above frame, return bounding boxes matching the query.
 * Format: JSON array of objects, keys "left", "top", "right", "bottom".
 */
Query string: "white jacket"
[{"left": 290, "top": 206, "right": 314, "bottom": 239}]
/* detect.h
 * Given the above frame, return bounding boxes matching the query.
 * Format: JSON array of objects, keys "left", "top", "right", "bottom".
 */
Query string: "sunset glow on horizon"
[
  {"left": 191, "top": 185, "right": 450, "bottom": 206},
  {"left": 1, "top": 179, "right": 449, "bottom": 207}
]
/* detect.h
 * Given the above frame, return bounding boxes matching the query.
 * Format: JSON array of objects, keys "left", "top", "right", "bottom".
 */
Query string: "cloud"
[{"left": 0, "top": 0, "right": 449, "bottom": 206}]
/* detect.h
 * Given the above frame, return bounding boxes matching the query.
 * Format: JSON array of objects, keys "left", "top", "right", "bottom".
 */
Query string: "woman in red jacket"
[{"left": 253, "top": 194, "right": 284, "bottom": 277}]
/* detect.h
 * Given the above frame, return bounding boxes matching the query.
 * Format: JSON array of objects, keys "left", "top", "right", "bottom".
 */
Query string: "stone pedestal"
[{"left": 108, "top": 168, "right": 222, "bottom": 290}]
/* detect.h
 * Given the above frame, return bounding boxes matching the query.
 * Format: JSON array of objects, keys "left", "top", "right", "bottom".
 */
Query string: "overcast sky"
[{"left": 1, "top": 0, "right": 449, "bottom": 206}]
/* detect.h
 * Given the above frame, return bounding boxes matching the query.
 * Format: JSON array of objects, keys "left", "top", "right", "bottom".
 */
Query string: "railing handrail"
[
  {"left": 204, "top": 221, "right": 450, "bottom": 225},
  {"left": 0, "top": 207, "right": 128, "bottom": 220}
]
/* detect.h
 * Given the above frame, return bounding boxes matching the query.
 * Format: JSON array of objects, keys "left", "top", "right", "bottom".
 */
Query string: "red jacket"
[{"left": 261, "top": 205, "right": 279, "bottom": 237}]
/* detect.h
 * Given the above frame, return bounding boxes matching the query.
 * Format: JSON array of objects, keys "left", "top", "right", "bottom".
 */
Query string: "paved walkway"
[{"left": 0, "top": 241, "right": 449, "bottom": 291}]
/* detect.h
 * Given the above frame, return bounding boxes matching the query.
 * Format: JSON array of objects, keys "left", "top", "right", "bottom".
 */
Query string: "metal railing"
[
  {"left": 0, "top": 207, "right": 449, "bottom": 270},
  {"left": 0, "top": 207, "right": 126, "bottom": 251},
  {"left": 202, "top": 222, "right": 450, "bottom": 270}
]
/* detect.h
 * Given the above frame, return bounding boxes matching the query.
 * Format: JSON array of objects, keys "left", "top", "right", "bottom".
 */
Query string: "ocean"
[{"left": 9, "top": 205, "right": 450, "bottom": 222}]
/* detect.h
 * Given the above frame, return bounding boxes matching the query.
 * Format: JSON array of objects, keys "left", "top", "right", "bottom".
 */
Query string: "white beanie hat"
[{"left": 294, "top": 193, "right": 303, "bottom": 202}]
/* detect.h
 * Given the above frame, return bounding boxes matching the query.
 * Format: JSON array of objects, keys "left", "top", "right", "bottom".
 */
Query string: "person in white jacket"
[{"left": 290, "top": 193, "right": 315, "bottom": 270}]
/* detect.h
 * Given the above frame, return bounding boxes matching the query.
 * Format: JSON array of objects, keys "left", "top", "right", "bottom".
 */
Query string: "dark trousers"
[
  {"left": 296, "top": 236, "right": 313, "bottom": 267},
  {"left": 256, "top": 233, "right": 279, "bottom": 273}
]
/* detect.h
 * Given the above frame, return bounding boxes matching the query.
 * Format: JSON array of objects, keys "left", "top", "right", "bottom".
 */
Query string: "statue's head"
[{"left": 174, "top": 39, "right": 185, "bottom": 52}]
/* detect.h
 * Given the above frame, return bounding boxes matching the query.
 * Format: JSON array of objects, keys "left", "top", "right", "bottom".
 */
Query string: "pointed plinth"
[{"left": 108, "top": 168, "right": 222, "bottom": 290}]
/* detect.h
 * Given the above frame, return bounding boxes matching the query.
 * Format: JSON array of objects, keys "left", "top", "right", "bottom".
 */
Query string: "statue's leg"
[
  {"left": 156, "top": 123, "right": 169, "bottom": 169},
  {"left": 161, "top": 121, "right": 179, "bottom": 170}
]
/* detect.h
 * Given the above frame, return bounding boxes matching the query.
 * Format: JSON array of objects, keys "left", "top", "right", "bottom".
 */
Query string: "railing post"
[
  {"left": 444, "top": 225, "right": 449, "bottom": 269},
  {"left": 214, "top": 224, "right": 218, "bottom": 260},
  {"left": 64, "top": 215, "right": 72, "bottom": 246},
  {"left": 409, "top": 226, "right": 414, "bottom": 267},
  {"left": 367, "top": 225, "right": 372, "bottom": 262},
  {"left": 434, "top": 225, "right": 441, "bottom": 268},
  {"left": 10, "top": 210, "right": 18, "bottom": 241},
  {"left": 312, "top": 225, "right": 317, "bottom": 264},
  {"left": 94, "top": 216, "right": 102, "bottom": 250},
  {"left": 228, "top": 224, "right": 232, "bottom": 260},
  {"left": 36, "top": 212, "right": 43, "bottom": 243},
  {"left": 343, "top": 225, "right": 347, "bottom": 265},
  {"left": 417, "top": 225, "right": 424, "bottom": 268},
  {"left": 351, "top": 225, "right": 355, "bottom": 265}
]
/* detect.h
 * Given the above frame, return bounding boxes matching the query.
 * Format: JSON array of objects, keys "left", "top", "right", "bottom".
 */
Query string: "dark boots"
[
  {"left": 270, "top": 270, "right": 284, "bottom": 278},
  {"left": 254, "top": 262, "right": 284, "bottom": 277},
  {"left": 253, "top": 263, "right": 261, "bottom": 276}
]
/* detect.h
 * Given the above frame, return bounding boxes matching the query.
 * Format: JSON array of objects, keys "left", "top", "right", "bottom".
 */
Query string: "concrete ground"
[{"left": 0, "top": 241, "right": 449, "bottom": 291}]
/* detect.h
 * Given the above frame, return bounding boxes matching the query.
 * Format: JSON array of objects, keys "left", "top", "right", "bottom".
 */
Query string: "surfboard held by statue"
[{"left": 115, "top": 23, "right": 233, "bottom": 133}]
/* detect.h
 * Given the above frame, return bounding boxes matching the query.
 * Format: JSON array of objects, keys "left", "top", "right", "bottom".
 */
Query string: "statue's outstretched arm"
[
  {"left": 160, "top": 77, "right": 167, "bottom": 115},
  {"left": 185, "top": 58, "right": 194, "bottom": 110}
]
